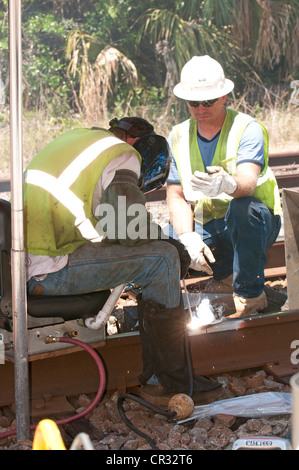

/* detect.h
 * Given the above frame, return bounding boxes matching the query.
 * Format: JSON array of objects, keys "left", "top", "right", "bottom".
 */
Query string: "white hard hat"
[{"left": 173, "top": 55, "right": 234, "bottom": 101}]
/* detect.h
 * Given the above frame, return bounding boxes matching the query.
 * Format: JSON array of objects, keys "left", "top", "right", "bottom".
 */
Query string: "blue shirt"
[{"left": 167, "top": 120, "right": 265, "bottom": 184}]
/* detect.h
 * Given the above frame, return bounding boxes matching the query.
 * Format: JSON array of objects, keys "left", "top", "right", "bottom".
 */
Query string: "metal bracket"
[{"left": 2, "top": 319, "right": 106, "bottom": 358}]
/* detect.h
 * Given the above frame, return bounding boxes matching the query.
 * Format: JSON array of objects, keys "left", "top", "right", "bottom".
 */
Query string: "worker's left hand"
[{"left": 190, "top": 166, "right": 237, "bottom": 197}]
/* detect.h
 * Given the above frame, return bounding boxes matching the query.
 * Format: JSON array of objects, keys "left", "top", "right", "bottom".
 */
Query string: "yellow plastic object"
[{"left": 33, "top": 419, "right": 66, "bottom": 450}]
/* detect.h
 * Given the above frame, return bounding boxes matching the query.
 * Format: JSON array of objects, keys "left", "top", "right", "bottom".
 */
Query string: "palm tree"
[
  {"left": 253, "top": 0, "right": 298, "bottom": 75},
  {"left": 66, "top": 30, "right": 138, "bottom": 122},
  {"left": 65, "top": 0, "right": 298, "bottom": 119},
  {"left": 135, "top": 2, "right": 240, "bottom": 84},
  {"left": 135, "top": 0, "right": 298, "bottom": 91}
]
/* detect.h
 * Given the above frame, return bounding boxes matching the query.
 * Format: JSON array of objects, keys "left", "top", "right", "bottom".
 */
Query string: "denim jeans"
[
  {"left": 166, "top": 197, "right": 281, "bottom": 298},
  {"left": 27, "top": 240, "right": 181, "bottom": 308}
]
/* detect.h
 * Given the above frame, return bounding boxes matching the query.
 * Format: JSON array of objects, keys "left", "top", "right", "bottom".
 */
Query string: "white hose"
[{"left": 84, "top": 283, "right": 126, "bottom": 330}]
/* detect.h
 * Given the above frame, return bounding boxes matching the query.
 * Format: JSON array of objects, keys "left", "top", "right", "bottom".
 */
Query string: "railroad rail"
[
  {"left": 144, "top": 151, "right": 299, "bottom": 201},
  {"left": 0, "top": 151, "right": 298, "bottom": 410},
  {"left": 0, "top": 151, "right": 298, "bottom": 197},
  {"left": 1, "top": 308, "right": 299, "bottom": 408}
]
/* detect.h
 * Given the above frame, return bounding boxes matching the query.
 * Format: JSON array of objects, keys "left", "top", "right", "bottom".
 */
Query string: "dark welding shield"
[{"left": 133, "top": 134, "right": 171, "bottom": 193}]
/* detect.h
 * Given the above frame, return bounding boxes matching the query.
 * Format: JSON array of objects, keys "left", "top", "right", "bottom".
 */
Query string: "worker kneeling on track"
[
  {"left": 166, "top": 55, "right": 282, "bottom": 318},
  {"left": 24, "top": 116, "right": 222, "bottom": 403}
]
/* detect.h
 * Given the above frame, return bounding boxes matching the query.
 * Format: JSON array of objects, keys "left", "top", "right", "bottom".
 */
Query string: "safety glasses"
[{"left": 187, "top": 98, "right": 219, "bottom": 108}]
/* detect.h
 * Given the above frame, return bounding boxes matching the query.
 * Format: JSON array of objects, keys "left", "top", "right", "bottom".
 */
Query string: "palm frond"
[
  {"left": 81, "top": 46, "right": 138, "bottom": 123},
  {"left": 254, "top": 0, "right": 298, "bottom": 71},
  {"left": 135, "top": 8, "right": 238, "bottom": 71},
  {"left": 200, "top": 0, "right": 236, "bottom": 25}
]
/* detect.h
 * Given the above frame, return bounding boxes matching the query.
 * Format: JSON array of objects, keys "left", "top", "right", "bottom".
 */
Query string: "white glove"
[
  {"left": 190, "top": 166, "right": 237, "bottom": 197},
  {"left": 178, "top": 232, "right": 215, "bottom": 275}
]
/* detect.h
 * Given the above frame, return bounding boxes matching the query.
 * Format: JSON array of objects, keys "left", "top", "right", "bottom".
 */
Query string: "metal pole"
[
  {"left": 291, "top": 372, "right": 299, "bottom": 450},
  {"left": 9, "top": 0, "right": 30, "bottom": 440}
]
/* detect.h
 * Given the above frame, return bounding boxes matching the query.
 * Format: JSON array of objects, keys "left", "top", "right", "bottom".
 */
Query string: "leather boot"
[
  {"left": 199, "top": 273, "right": 234, "bottom": 294},
  {"left": 137, "top": 296, "right": 155, "bottom": 385},
  {"left": 211, "top": 291, "right": 268, "bottom": 318},
  {"left": 137, "top": 296, "right": 221, "bottom": 395}
]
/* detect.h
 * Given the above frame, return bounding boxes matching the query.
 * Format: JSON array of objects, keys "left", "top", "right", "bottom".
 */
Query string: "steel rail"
[
  {"left": 269, "top": 151, "right": 299, "bottom": 166},
  {"left": 0, "top": 238, "right": 291, "bottom": 407},
  {"left": 0, "top": 152, "right": 299, "bottom": 196},
  {"left": 1, "top": 309, "right": 299, "bottom": 407},
  {"left": 0, "top": 151, "right": 296, "bottom": 409}
]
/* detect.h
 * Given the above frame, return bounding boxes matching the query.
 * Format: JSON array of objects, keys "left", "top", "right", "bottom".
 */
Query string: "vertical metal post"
[
  {"left": 9, "top": 0, "right": 30, "bottom": 440},
  {"left": 291, "top": 372, "right": 299, "bottom": 450}
]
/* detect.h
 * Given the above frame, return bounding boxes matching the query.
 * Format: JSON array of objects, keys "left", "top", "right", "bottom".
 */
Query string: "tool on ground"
[
  {"left": 33, "top": 419, "right": 66, "bottom": 450},
  {"left": 232, "top": 436, "right": 292, "bottom": 450},
  {"left": 167, "top": 393, "right": 195, "bottom": 420},
  {"left": 117, "top": 391, "right": 194, "bottom": 451},
  {"left": 182, "top": 278, "right": 193, "bottom": 321}
]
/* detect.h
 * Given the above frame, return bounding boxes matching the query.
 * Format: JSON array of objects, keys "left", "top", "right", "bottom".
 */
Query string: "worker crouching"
[
  {"left": 24, "top": 116, "right": 221, "bottom": 403},
  {"left": 166, "top": 55, "right": 282, "bottom": 318}
]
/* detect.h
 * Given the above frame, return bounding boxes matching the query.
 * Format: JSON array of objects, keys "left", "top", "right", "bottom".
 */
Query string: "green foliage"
[
  {"left": 1, "top": 0, "right": 298, "bottom": 117},
  {"left": 22, "top": 13, "right": 76, "bottom": 113}
]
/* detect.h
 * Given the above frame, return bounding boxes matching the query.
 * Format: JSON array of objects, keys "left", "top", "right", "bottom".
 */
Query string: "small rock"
[
  {"left": 77, "top": 394, "right": 92, "bottom": 408},
  {"left": 229, "top": 377, "right": 246, "bottom": 396},
  {"left": 0, "top": 416, "right": 10, "bottom": 428},
  {"left": 213, "top": 414, "right": 236, "bottom": 428},
  {"left": 189, "top": 427, "right": 208, "bottom": 444},
  {"left": 194, "top": 418, "right": 213, "bottom": 431}
]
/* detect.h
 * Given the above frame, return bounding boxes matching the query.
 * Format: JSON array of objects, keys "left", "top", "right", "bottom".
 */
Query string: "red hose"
[{"left": 0, "top": 337, "right": 107, "bottom": 441}]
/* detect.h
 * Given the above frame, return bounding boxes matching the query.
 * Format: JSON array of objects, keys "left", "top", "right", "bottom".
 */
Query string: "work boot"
[
  {"left": 137, "top": 296, "right": 155, "bottom": 385},
  {"left": 136, "top": 296, "right": 222, "bottom": 396},
  {"left": 211, "top": 291, "right": 268, "bottom": 319},
  {"left": 199, "top": 273, "right": 234, "bottom": 294}
]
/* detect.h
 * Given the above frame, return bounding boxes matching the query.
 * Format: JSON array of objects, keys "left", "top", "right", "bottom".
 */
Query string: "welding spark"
[{"left": 187, "top": 298, "right": 219, "bottom": 329}]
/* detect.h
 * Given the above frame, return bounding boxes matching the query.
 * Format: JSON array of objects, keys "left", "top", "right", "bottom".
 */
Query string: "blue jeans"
[
  {"left": 167, "top": 197, "right": 281, "bottom": 298},
  {"left": 27, "top": 240, "right": 181, "bottom": 308}
]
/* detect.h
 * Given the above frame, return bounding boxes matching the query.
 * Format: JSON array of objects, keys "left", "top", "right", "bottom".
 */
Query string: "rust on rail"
[
  {"left": 0, "top": 151, "right": 297, "bottom": 408},
  {"left": 1, "top": 308, "right": 299, "bottom": 407}
]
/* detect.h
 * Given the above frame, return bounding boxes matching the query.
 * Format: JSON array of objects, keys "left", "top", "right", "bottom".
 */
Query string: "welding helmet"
[
  {"left": 108, "top": 117, "right": 154, "bottom": 137},
  {"left": 109, "top": 117, "right": 170, "bottom": 193},
  {"left": 133, "top": 134, "right": 171, "bottom": 193}
]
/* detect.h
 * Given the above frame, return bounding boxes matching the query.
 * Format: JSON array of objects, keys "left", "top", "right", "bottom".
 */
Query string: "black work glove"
[{"left": 97, "top": 169, "right": 163, "bottom": 246}]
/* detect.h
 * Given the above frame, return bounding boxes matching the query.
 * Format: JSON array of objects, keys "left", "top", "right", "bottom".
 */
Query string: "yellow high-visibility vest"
[
  {"left": 24, "top": 128, "right": 141, "bottom": 256},
  {"left": 171, "top": 109, "right": 281, "bottom": 225}
]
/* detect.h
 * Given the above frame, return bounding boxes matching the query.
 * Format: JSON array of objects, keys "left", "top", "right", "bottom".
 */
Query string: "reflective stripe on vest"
[
  {"left": 24, "top": 136, "right": 124, "bottom": 242},
  {"left": 174, "top": 119, "right": 199, "bottom": 202},
  {"left": 173, "top": 114, "right": 272, "bottom": 202}
]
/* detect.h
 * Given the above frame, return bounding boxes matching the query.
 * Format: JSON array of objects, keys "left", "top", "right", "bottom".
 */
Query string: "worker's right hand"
[{"left": 178, "top": 232, "right": 215, "bottom": 275}]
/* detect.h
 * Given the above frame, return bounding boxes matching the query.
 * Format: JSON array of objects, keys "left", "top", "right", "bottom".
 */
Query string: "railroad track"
[
  {"left": 0, "top": 151, "right": 298, "bottom": 197},
  {"left": 144, "top": 151, "right": 299, "bottom": 202},
  {"left": 0, "top": 151, "right": 298, "bottom": 410},
  {"left": 0, "top": 235, "right": 292, "bottom": 408},
  {"left": 1, "top": 307, "right": 299, "bottom": 409}
]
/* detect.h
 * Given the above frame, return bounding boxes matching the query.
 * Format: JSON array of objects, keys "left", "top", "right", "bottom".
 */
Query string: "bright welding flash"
[{"left": 187, "top": 298, "right": 217, "bottom": 330}]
